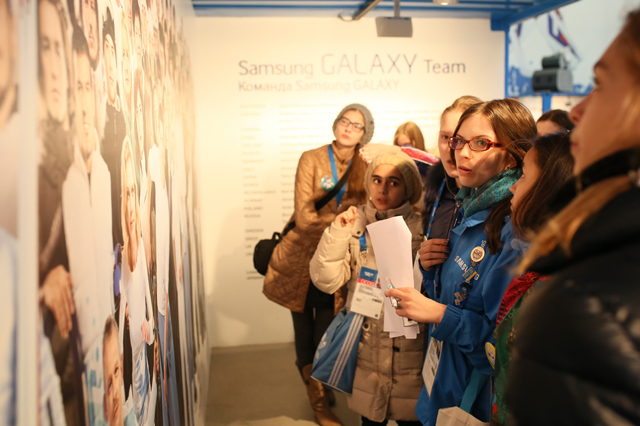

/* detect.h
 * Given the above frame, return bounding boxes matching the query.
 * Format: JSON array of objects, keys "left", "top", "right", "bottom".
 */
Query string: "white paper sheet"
[{"left": 366, "top": 216, "right": 419, "bottom": 339}]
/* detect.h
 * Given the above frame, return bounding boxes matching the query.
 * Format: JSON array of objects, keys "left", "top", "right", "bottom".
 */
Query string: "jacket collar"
[
  {"left": 452, "top": 208, "right": 491, "bottom": 236},
  {"left": 363, "top": 200, "right": 414, "bottom": 223},
  {"left": 530, "top": 147, "right": 640, "bottom": 274}
]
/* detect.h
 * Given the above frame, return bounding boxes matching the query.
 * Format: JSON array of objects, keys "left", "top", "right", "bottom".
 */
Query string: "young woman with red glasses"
[{"left": 386, "top": 99, "right": 537, "bottom": 425}]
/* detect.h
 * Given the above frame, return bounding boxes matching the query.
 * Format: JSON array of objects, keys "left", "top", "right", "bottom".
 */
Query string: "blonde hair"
[
  {"left": 517, "top": 9, "right": 640, "bottom": 274},
  {"left": 121, "top": 136, "right": 141, "bottom": 270},
  {"left": 393, "top": 122, "right": 425, "bottom": 150},
  {"left": 441, "top": 95, "right": 482, "bottom": 120}
]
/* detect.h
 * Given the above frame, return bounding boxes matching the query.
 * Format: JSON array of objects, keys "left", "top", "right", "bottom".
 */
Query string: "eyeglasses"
[
  {"left": 448, "top": 137, "right": 503, "bottom": 152},
  {"left": 338, "top": 117, "right": 365, "bottom": 132}
]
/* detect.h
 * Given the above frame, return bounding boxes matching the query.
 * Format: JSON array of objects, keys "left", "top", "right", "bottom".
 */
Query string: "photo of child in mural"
[{"left": 35, "top": 0, "right": 208, "bottom": 422}]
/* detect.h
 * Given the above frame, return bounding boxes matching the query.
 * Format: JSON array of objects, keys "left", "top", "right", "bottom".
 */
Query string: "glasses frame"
[
  {"left": 448, "top": 136, "right": 503, "bottom": 152},
  {"left": 337, "top": 117, "right": 365, "bottom": 132}
]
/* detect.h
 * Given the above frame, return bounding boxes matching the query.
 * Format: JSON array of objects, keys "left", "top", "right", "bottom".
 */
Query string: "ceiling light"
[{"left": 434, "top": 0, "right": 459, "bottom": 4}]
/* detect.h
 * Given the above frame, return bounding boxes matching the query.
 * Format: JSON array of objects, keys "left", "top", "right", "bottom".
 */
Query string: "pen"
[{"left": 386, "top": 277, "right": 400, "bottom": 308}]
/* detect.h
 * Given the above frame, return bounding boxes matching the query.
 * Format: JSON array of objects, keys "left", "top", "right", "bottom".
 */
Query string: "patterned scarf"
[{"left": 455, "top": 168, "right": 521, "bottom": 218}]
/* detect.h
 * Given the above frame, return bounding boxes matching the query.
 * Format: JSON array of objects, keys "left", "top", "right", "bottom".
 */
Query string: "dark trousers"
[
  {"left": 361, "top": 416, "right": 422, "bottom": 426},
  {"left": 291, "top": 283, "right": 335, "bottom": 369}
]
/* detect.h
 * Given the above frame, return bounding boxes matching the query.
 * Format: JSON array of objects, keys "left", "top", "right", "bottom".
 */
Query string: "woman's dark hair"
[
  {"left": 102, "top": 7, "right": 116, "bottom": 63},
  {"left": 511, "top": 132, "right": 574, "bottom": 238},
  {"left": 452, "top": 99, "right": 538, "bottom": 254},
  {"left": 537, "top": 109, "right": 574, "bottom": 132}
]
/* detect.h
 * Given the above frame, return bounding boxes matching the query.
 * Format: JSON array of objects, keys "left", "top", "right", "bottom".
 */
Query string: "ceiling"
[{"left": 191, "top": 0, "right": 580, "bottom": 31}]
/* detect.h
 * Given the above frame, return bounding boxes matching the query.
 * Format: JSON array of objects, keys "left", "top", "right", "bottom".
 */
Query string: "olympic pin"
[
  {"left": 321, "top": 175, "right": 336, "bottom": 191},
  {"left": 470, "top": 246, "right": 485, "bottom": 263}
]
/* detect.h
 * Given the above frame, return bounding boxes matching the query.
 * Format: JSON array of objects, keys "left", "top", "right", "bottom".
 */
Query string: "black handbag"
[{"left": 253, "top": 163, "right": 353, "bottom": 275}]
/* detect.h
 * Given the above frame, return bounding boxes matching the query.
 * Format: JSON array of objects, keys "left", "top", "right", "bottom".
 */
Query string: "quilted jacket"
[
  {"left": 309, "top": 201, "right": 425, "bottom": 422},
  {"left": 263, "top": 143, "right": 360, "bottom": 314}
]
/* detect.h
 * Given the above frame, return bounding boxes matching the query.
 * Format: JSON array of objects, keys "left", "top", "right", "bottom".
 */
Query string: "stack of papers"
[{"left": 366, "top": 216, "right": 420, "bottom": 339}]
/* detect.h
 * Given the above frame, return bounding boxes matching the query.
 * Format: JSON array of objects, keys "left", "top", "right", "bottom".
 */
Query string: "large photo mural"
[{"left": 33, "top": 0, "right": 208, "bottom": 422}]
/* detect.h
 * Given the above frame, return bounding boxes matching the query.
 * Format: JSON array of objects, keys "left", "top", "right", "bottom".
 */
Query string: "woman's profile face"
[
  {"left": 509, "top": 148, "right": 539, "bottom": 212},
  {"left": 454, "top": 114, "right": 512, "bottom": 189},
  {"left": 569, "top": 36, "right": 640, "bottom": 175},
  {"left": 439, "top": 110, "right": 463, "bottom": 179},
  {"left": 124, "top": 157, "right": 137, "bottom": 241},
  {"left": 39, "top": 0, "right": 68, "bottom": 123}
]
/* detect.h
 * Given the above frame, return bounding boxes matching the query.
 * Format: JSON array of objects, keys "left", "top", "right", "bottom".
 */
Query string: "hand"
[
  {"left": 418, "top": 238, "right": 449, "bottom": 271},
  {"left": 142, "top": 319, "right": 151, "bottom": 343},
  {"left": 359, "top": 144, "right": 400, "bottom": 164},
  {"left": 40, "top": 265, "right": 74, "bottom": 338},
  {"left": 384, "top": 287, "right": 447, "bottom": 324},
  {"left": 333, "top": 206, "right": 359, "bottom": 230}
]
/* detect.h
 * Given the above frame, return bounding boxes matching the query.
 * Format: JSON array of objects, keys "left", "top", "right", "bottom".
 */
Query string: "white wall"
[{"left": 193, "top": 16, "right": 505, "bottom": 348}]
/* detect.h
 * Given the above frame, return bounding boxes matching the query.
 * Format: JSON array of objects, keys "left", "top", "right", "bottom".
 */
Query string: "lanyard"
[
  {"left": 359, "top": 233, "right": 367, "bottom": 252},
  {"left": 426, "top": 179, "right": 447, "bottom": 240},
  {"left": 328, "top": 144, "right": 351, "bottom": 206}
]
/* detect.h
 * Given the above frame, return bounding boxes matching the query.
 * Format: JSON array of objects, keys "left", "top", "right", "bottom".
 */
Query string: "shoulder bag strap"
[
  {"left": 283, "top": 159, "right": 354, "bottom": 237},
  {"left": 315, "top": 159, "right": 353, "bottom": 211},
  {"left": 460, "top": 368, "right": 489, "bottom": 413}
]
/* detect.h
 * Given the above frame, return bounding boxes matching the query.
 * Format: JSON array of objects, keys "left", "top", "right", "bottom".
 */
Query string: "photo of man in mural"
[
  {"left": 103, "top": 316, "right": 137, "bottom": 426},
  {"left": 102, "top": 6, "right": 127, "bottom": 248},
  {"left": 61, "top": 26, "right": 115, "bottom": 426},
  {"left": 120, "top": 136, "right": 157, "bottom": 426},
  {"left": 80, "top": 0, "right": 100, "bottom": 70}
]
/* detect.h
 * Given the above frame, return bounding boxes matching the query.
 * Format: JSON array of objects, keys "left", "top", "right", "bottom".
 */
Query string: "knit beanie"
[
  {"left": 364, "top": 151, "right": 422, "bottom": 206},
  {"left": 332, "top": 103, "right": 375, "bottom": 144}
]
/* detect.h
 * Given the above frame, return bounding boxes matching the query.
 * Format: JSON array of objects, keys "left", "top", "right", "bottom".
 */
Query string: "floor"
[{"left": 205, "top": 343, "right": 368, "bottom": 426}]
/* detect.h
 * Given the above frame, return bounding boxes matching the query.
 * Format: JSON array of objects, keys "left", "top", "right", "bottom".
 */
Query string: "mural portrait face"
[
  {"left": 81, "top": 0, "right": 99, "bottom": 68},
  {"left": 104, "top": 33, "right": 117, "bottom": 105},
  {"left": 103, "top": 331, "right": 124, "bottom": 426},
  {"left": 74, "top": 49, "right": 96, "bottom": 162},
  {"left": 121, "top": 25, "right": 131, "bottom": 108},
  {"left": 0, "top": 0, "right": 15, "bottom": 107},
  {"left": 38, "top": 0, "right": 68, "bottom": 123}
]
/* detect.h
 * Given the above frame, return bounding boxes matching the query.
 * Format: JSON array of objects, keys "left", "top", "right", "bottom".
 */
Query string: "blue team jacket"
[{"left": 416, "top": 207, "right": 523, "bottom": 426}]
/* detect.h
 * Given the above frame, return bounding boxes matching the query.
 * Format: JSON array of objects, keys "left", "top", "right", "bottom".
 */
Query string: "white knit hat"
[{"left": 364, "top": 152, "right": 422, "bottom": 206}]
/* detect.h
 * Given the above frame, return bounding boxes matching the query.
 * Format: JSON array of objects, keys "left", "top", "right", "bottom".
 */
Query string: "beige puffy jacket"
[
  {"left": 309, "top": 201, "right": 425, "bottom": 422},
  {"left": 263, "top": 144, "right": 361, "bottom": 314}
]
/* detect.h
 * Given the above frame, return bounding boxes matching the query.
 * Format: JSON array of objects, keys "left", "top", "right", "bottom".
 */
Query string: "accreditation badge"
[
  {"left": 423, "top": 330, "right": 443, "bottom": 397},
  {"left": 350, "top": 268, "right": 384, "bottom": 319},
  {"left": 321, "top": 175, "right": 336, "bottom": 191}
]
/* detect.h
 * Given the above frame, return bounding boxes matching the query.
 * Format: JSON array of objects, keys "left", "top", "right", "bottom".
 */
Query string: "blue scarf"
[{"left": 455, "top": 168, "right": 522, "bottom": 218}]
